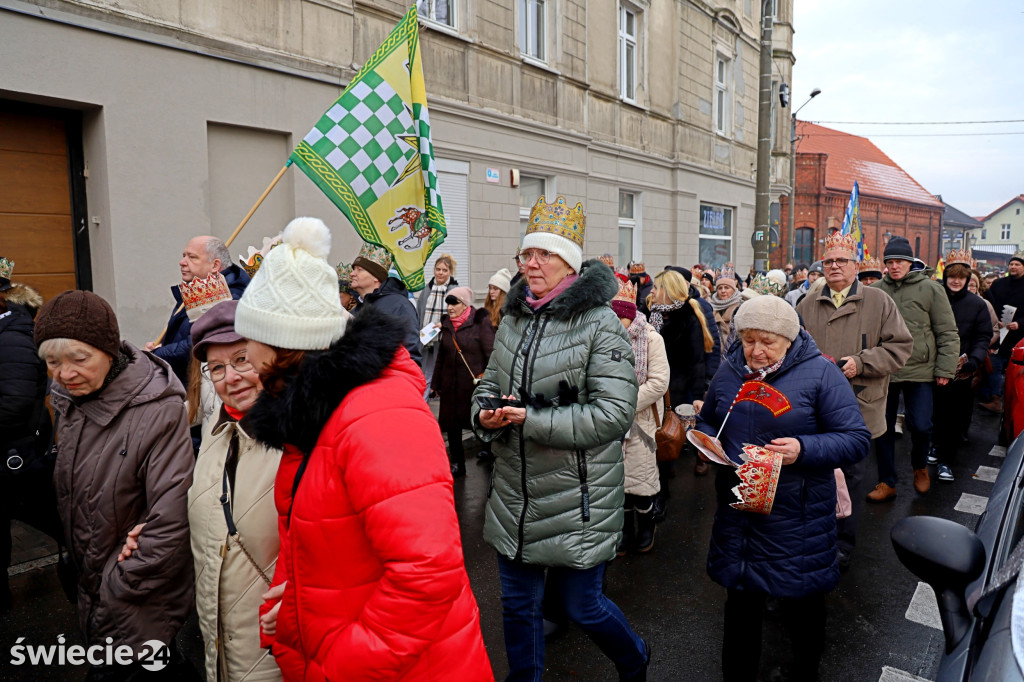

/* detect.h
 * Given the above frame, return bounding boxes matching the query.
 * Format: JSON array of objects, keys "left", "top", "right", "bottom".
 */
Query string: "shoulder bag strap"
[
  {"left": 451, "top": 333, "right": 479, "bottom": 382},
  {"left": 220, "top": 432, "right": 272, "bottom": 586}
]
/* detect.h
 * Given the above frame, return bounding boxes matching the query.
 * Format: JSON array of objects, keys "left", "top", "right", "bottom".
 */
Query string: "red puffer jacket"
[{"left": 248, "top": 308, "right": 492, "bottom": 681}]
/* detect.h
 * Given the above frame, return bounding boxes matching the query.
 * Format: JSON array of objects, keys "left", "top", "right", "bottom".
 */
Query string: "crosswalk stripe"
[
  {"left": 879, "top": 665, "right": 932, "bottom": 682},
  {"left": 989, "top": 445, "right": 1007, "bottom": 458},
  {"left": 876, "top": 663, "right": 933, "bottom": 679},
  {"left": 974, "top": 465, "right": 1000, "bottom": 483},
  {"left": 955, "top": 493, "right": 988, "bottom": 515},
  {"left": 905, "top": 582, "right": 942, "bottom": 630}
]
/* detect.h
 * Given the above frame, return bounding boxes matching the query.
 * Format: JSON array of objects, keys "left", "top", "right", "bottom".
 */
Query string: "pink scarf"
[
  {"left": 526, "top": 274, "right": 579, "bottom": 310},
  {"left": 451, "top": 306, "right": 472, "bottom": 331}
]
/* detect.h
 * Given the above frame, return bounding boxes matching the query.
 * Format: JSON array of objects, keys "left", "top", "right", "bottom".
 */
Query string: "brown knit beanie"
[{"left": 35, "top": 290, "right": 121, "bottom": 358}]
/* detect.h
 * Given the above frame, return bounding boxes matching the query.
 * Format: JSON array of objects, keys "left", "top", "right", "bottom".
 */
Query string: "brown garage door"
[{"left": 0, "top": 108, "right": 79, "bottom": 304}]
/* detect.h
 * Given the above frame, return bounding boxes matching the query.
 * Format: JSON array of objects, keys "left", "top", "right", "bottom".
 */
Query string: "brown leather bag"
[{"left": 652, "top": 393, "right": 686, "bottom": 463}]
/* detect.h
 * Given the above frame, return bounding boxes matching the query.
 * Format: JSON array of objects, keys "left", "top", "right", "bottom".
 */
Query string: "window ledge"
[
  {"left": 419, "top": 19, "right": 474, "bottom": 45},
  {"left": 520, "top": 54, "right": 560, "bottom": 76},
  {"left": 620, "top": 97, "right": 649, "bottom": 113}
]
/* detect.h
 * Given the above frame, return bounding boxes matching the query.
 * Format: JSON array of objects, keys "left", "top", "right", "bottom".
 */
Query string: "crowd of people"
[{"left": 2, "top": 194, "right": 1021, "bottom": 682}]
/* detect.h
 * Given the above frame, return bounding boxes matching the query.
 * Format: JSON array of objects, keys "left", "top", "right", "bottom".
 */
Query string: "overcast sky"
[{"left": 791, "top": 1, "right": 1022, "bottom": 218}]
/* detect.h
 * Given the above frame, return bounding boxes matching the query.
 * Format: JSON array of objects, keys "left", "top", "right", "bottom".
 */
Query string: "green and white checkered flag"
[{"left": 290, "top": 6, "right": 445, "bottom": 292}]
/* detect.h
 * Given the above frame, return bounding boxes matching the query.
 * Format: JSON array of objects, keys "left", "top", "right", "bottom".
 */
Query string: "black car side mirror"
[{"left": 891, "top": 516, "right": 986, "bottom": 653}]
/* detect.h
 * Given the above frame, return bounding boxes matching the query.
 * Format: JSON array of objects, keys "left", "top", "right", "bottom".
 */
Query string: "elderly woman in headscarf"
[
  {"left": 35, "top": 290, "right": 197, "bottom": 680},
  {"left": 430, "top": 285, "right": 495, "bottom": 477},
  {"left": 695, "top": 295, "right": 869, "bottom": 682},
  {"left": 473, "top": 196, "right": 648, "bottom": 681}
]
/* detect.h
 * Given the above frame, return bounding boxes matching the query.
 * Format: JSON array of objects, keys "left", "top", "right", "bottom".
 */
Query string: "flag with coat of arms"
[
  {"left": 289, "top": 6, "right": 445, "bottom": 291},
  {"left": 840, "top": 180, "right": 864, "bottom": 261}
]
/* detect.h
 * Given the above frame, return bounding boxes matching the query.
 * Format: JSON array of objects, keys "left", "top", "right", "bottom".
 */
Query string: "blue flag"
[{"left": 840, "top": 181, "right": 864, "bottom": 261}]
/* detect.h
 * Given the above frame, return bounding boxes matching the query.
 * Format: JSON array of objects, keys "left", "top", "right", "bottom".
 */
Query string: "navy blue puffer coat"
[{"left": 697, "top": 330, "right": 869, "bottom": 598}]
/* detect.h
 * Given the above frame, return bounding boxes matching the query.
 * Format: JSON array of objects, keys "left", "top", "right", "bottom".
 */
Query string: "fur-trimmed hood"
[
  {"left": 502, "top": 259, "right": 618, "bottom": 321},
  {"left": 246, "top": 306, "right": 408, "bottom": 454}
]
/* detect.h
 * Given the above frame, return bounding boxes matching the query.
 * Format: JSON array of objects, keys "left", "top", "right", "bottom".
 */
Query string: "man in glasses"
[
  {"left": 871, "top": 236, "right": 959, "bottom": 500},
  {"left": 797, "top": 232, "right": 912, "bottom": 567}
]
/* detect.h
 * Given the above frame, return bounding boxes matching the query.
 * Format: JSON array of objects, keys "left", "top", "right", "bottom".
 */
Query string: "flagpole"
[
  {"left": 151, "top": 161, "right": 293, "bottom": 347},
  {"left": 224, "top": 160, "right": 293, "bottom": 248}
]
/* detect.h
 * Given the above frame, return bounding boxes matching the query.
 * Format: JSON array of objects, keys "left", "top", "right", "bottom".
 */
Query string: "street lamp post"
[{"left": 786, "top": 88, "right": 821, "bottom": 263}]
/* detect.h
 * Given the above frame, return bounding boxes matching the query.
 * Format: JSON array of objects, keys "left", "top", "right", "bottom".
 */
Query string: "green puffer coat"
[
  {"left": 472, "top": 261, "right": 639, "bottom": 569},
  {"left": 872, "top": 269, "right": 960, "bottom": 383}
]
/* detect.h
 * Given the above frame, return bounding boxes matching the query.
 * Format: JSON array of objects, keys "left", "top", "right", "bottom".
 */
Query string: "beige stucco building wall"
[{"left": 0, "top": 0, "right": 794, "bottom": 342}]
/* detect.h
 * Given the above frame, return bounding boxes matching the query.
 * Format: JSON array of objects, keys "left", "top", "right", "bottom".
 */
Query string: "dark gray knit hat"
[{"left": 883, "top": 236, "right": 914, "bottom": 262}]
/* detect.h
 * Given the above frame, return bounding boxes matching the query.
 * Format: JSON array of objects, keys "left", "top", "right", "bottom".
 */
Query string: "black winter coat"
[
  {"left": 431, "top": 308, "right": 495, "bottom": 431},
  {"left": 697, "top": 330, "right": 870, "bottom": 598},
  {"left": 692, "top": 289, "right": 721, "bottom": 386},
  {"left": 946, "top": 284, "right": 994, "bottom": 373},
  {"left": 985, "top": 274, "right": 1024, "bottom": 357},
  {"left": 356, "top": 277, "right": 422, "bottom": 366},
  {"left": 154, "top": 264, "right": 250, "bottom": 388},
  {"left": 655, "top": 303, "right": 707, "bottom": 406},
  {"left": 0, "top": 303, "right": 49, "bottom": 455}
]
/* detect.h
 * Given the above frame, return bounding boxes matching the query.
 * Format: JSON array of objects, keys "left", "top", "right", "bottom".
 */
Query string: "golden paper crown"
[
  {"left": 629, "top": 262, "right": 646, "bottom": 274},
  {"left": 729, "top": 444, "right": 783, "bottom": 515},
  {"left": 357, "top": 242, "right": 393, "bottom": 270},
  {"left": 748, "top": 273, "right": 787, "bottom": 298},
  {"left": 717, "top": 262, "right": 736, "bottom": 283},
  {"left": 824, "top": 231, "right": 859, "bottom": 259},
  {"left": 599, "top": 253, "right": 615, "bottom": 268},
  {"left": 0, "top": 257, "right": 13, "bottom": 281},
  {"left": 858, "top": 257, "right": 882, "bottom": 274},
  {"left": 945, "top": 248, "right": 973, "bottom": 267},
  {"left": 526, "top": 196, "right": 585, "bottom": 248},
  {"left": 613, "top": 279, "right": 637, "bottom": 304},
  {"left": 180, "top": 272, "right": 232, "bottom": 321},
  {"left": 336, "top": 262, "right": 354, "bottom": 284},
  {"left": 239, "top": 234, "right": 282, "bottom": 277}
]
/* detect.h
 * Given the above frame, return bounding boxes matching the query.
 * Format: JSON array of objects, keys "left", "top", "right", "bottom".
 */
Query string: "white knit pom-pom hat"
[{"left": 235, "top": 217, "right": 347, "bottom": 350}]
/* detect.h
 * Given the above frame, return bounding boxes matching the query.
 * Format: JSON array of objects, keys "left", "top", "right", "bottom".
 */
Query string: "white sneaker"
[{"left": 937, "top": 464, "right": 954, "bottom": 482}]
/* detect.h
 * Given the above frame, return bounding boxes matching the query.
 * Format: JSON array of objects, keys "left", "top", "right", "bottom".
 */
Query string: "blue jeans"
[
  {"left": 876, "top": 381, "right": 933, "bottom": 486},
  {"left": 496, "top": 555, "right": 646, "bottom": 681}
]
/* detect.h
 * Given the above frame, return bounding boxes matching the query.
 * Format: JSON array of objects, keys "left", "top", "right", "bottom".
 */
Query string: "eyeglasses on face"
[
  {"left": 514, "top": 249, "right": 553, "bottom": 267},
  {"left": 202, "top": 352, "right": 253, "bottom": 382},
  {"left": 822, "top": 258, "right": 852, "bottom": 268}
]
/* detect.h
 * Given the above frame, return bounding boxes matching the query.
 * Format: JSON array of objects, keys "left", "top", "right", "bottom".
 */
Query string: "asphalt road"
[{"left": 0, "top": 405, "right": 1005, "bottom": 681}]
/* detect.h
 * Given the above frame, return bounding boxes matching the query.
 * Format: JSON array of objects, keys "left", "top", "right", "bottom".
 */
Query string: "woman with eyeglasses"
[
  {"left": 474, "top": 196, "right": 648, "bottom": 681},
  {"left": 182, "top": 300, "right": 283, "bottom": 681},
  {"left": 429, "top": 286, "right": 495, "bottom": 477}
]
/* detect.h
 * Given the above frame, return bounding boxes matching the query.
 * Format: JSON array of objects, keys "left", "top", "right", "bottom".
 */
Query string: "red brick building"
[{"left": 778, "top": 122, "right": 944, "bottom": 266}]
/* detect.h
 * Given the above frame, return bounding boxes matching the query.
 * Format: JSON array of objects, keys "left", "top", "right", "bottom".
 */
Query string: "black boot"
[
  {"left": 635, "top": 501, "right": 656, "bottom": 553},
  {"left": 618, "top": 508, "right": 636, "bottom": 556}
]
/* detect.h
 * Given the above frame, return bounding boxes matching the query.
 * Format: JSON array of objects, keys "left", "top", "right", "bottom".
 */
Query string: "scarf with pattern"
[
  {"left": 627, "top": 312, "right": 650, "bottom": 385},
  {"left": 648, "top": 301, "right": 686, "bottom": 333}
]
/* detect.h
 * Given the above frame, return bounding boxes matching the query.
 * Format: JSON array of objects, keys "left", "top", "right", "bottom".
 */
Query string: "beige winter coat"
[
  {"left": 188, "top": 409, "right": 282, "bottom": 682},
  {"left": 623, "top": 325, "right": 669, "bottom": 496},
  {"left": 797, "top": 279, "right": 913, "bottom": 437}
]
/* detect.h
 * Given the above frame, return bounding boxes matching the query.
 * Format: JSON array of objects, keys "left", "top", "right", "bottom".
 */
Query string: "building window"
[
  {"left": 619, "top": 5, "right": 638, "bottom": 101},
  {"left": 519, "top": 175, "right": 547, "bottom": 235},
  {"left": 699, "top": 204, "right": 733, "bottom": 269},
  {"left": 519, "top": 0, "right": 545, "bottom": 61},
  {"left": 1002, "top": 223, "right": 1012, "bottom": 240},
  {"left": 619, "top": 191, "right": 640, "bottom": 266},
  {"left": 795, "top": 227, "right": 814, "bottom": 264},
  {"left": 418, "top": 0, "right": 454, "bottom": 28},
  {"left": 982, "top": 228, "right": 987, "bottom": 240},
  {"left": 714, "top": 55, "right": 730, "bottom": 135},
  {"left": 915, "top": 236, "right": 921, "bottom": 258}
]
